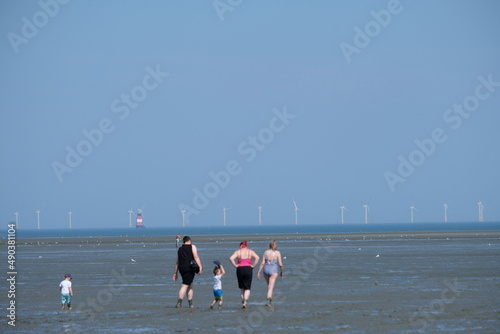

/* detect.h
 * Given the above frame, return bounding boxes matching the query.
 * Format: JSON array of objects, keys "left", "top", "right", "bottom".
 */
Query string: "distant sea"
[{"left": 2, "top": 222, "right": 499, "bottom": 239}]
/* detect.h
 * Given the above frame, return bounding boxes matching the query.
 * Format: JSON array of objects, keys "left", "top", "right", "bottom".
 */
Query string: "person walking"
[
  {"left": 210, "top": 261, "right": 226, "bottom": 310},
  {"left": 257, "top": 240, "right": 284, "bottom": 306},
  {"left": 59, "top": 273, "right": 74, "bottom": 310},
  {"left": 173, "top": 236, "right": 203, "bottom": 308},
  {"left": 229, "top": 241, "right": 259, "bottom": 308}
]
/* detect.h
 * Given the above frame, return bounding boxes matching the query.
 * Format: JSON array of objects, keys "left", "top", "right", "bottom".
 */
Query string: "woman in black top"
[{"left": 173, "top": 236, "right": 203, "bottom": 308}]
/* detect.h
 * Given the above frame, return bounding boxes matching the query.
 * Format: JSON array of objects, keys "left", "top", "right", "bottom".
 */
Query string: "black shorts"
[
  {"left": 179, "top": 268, "right": 195, "bottom": 286},
  {"left": 237, "top": 266, "right": 253, "bottom": 290}
]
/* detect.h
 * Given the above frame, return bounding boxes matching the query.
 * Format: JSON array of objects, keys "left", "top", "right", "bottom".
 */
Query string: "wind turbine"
[
  {"left": 181, "top": 209, "right": 187, "bottom": 227},
  {"left": 409, "top": 205, "right": 418, "bottom": 223},
  {"left": 443, "top": 204, "right": 448, "bottom": 223},
  {"left": 222, "top": 206, "right": 231, "bottom": 226},
  {"left": 339, "top": 205, "right": 349, "bottom": 224},
  {"left": 257, "top": 206, "right": 263, "bottom": 225},
  {"left": 362, "top": 204, "right": 369, "bottom": 224},
  {"left": 14, "top": 212, "right": 19, "bottom": 229},
  {"left": 293, "top": 199, "right": 299, "bottom": 225},
  {"left": 476, "top": 202, "right": 484, "bottom": 222},
  {"left": 128, "top": 210, "right": 135, "bottom": 228},
  {"left": 36, "top": 210, "right": 41, "bottom": 229},
  {"left": 68, "top": 211, "right": 72, "bottom": 229}
]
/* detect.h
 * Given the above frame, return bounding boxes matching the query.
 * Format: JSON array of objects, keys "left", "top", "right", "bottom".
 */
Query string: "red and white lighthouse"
[{"left": 135, "top": 209, "right": 145, "bottom": 229}]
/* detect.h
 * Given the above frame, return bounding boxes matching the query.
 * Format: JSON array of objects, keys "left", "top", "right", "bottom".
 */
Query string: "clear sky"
[{"left": 1, "top": 0, "right": 499, "bottom": 229}]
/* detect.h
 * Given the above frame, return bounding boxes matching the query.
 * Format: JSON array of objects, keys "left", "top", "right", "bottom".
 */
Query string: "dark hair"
[
  {"left": 183, "top": 236, "right": 191, "bottom": 243},
  {"left": 213, "top": 266, "right": 220, "bottom": 275}
]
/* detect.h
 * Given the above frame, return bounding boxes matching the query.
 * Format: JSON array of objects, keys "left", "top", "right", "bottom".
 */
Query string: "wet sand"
[{"left": 2, "top": 231, "right": 500, "bottom": 333}]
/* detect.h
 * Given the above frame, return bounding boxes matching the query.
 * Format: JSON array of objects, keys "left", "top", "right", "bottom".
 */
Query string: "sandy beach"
[{"left": 2, "top": 230, "right": 499, "bottom": 333}]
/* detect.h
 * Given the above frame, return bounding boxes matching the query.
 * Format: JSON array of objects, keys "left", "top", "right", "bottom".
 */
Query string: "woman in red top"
[{"left": 229, "top": 241, "right": 260, "bottom": 308}]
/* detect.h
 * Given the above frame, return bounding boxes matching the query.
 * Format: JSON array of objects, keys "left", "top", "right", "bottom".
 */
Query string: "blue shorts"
[
  {"left": 213, "top": 289, "right": 223, "bottom": 300},
  {"left": 61, "top": 293, "right": 71, "bottom": 304}
]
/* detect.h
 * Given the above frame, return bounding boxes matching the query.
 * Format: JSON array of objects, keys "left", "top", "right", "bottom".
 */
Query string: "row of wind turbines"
[
  {"left": 12, "top": 210, "right": 73, "bottom": 230},
  {"left": 332, "top": 202, "right": 484, "bottom": 225},
  {"left": 11, "top": 201, "right": 487, "bottom": 229},
  {"left": 180, "top": 200, "right": 488, "bottom": 227}
]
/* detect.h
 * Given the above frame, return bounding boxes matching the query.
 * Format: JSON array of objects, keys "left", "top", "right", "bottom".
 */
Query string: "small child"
[
  {"left": 210, "top": 261, "right": 225, "bottom": 309},
  {"left": 59, "top": 273, "right": 73, "bottom": 310}
]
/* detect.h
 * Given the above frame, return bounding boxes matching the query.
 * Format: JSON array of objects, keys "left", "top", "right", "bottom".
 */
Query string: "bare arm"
[
  {"left": 257, "top": 251, "right": 266, "bottom": 279},
  {"left": 220, "top": 264, "right": 226, "bottom": 276},
  {"left": 192, "top": 245, "right": 203, "bottom": 274},
  {"left": 251, "top": 250, "right": 260, "bottom": 269},
  {"left": 277, "top": 251, "right": 284, "bottom": 276},
  {"left": 69, "top": 285, "right": 73, "bottom": 296},
  {"left": 173, "top": 258, "right": 179, "bottom": 281},
  {"left": 229, "top": 250, "right": 239, "bottom": 268}
]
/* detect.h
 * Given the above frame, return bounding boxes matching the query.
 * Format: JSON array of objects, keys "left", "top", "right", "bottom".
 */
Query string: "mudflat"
[{"left": 2, "top": 230, "right": 499, "bottom": 333}]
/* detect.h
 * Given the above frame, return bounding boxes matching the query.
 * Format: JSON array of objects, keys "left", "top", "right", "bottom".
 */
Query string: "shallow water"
[{"left": 2, "top": 232, "right": 500, "bottom": 333}]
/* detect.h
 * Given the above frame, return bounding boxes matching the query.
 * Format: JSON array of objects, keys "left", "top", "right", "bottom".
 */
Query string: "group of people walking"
[{"left": 173, "top": 236, "right": 283, "bottom": 309}]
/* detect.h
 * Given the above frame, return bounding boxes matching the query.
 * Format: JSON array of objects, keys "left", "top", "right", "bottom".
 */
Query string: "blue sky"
[{"left": 1, "top": 0, "right": 499, "bottom": 229}]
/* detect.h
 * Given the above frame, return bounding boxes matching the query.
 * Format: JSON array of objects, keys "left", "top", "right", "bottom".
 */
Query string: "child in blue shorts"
[{"left": 210, "top": 261, "right": 225, "bottom": 309}]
